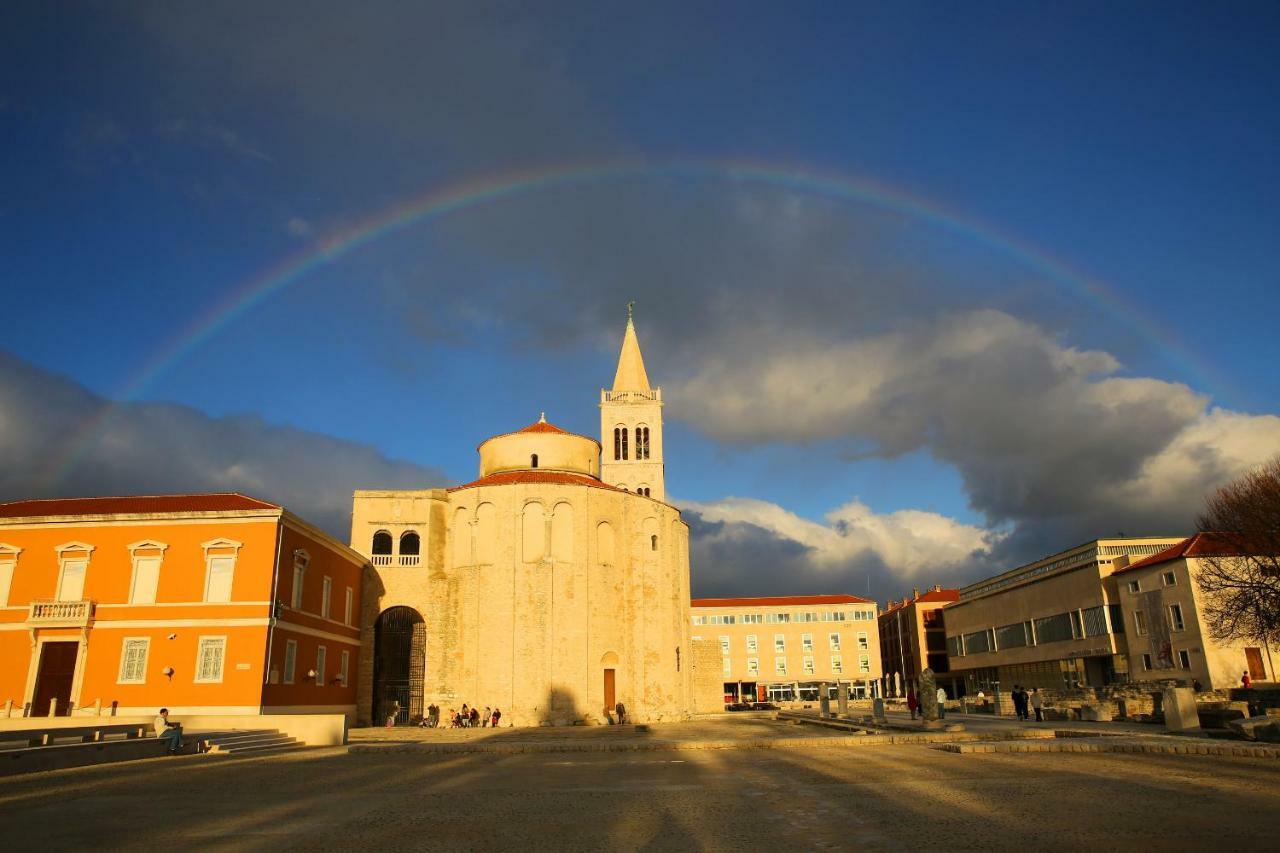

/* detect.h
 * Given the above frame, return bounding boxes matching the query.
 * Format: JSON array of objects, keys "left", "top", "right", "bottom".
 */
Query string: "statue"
[{"left": 918, "top": 668, "right": 939, "bottom": 722}]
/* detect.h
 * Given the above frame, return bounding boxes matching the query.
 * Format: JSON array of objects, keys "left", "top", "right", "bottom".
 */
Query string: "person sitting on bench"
[{"left": 154, "top": 708, "right": 183, "bottom": 753}]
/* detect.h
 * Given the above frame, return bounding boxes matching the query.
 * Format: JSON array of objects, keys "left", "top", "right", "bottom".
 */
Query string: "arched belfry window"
[
  {"left": 399, "top": 531, "right": 420, "bottom": 556},
  {"left": 636, "top": 426, "right": 650, "bottom": 460},
  {"left": 531, "top": 453, "right": 539, "bottom": 468},
  {"left": 372, "top": 531, "right": 393, "bottom": 555},
  {"left": 613, "top": 426, "right": 628, "bottom": 461}
]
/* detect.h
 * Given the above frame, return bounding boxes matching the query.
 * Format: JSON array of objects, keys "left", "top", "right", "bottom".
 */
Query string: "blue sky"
[{"left": 2, "top": 2, "right": 1278, "bottom": 599}]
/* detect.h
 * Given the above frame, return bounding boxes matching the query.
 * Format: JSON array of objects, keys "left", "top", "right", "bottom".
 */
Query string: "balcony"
[
  {"left": 370, "top": 554, "right": 421, "bottom": 567},
  {"left": 28, "top": 600, "right": 95, "bottom": 627},
  {"left": 601, "top": 389, "right": 661, "bottom": 403}
]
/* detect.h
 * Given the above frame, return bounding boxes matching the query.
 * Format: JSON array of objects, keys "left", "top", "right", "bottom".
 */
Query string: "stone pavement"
[{"left": 5, "top": 733, "right": 1280, "bottom": 851}]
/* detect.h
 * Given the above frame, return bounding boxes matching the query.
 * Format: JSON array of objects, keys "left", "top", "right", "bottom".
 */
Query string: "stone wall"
[
  {"left": 355, "top": 483, "right": 695, "bottom": 727},
  {"left": 690, "top": 637, "right": 725, "bottom": 713}
]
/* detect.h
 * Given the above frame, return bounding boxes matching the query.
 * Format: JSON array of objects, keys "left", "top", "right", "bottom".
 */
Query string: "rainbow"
[{"left": 42, "top": 158, "right": 1227, "bottom": 487}]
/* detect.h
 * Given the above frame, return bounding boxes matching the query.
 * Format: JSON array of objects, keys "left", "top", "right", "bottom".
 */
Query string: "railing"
[
  {"left": 371, "top": 554, "right": 421, "bottom": 567},
  {"left": 601, "top": 389, "right": 661, "bottom": 403},
  {"left": 28, "top": 600, "right": 95, "bottom": 626}
]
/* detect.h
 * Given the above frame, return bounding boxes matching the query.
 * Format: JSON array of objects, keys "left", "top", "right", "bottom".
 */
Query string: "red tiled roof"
[
  {"left": 0, "top": 493, "right": 280, "bottom": 519},
  {"left": 691, "top": 593, "right": 873, "bottom": 608},
  {"left": 518, "top": 420, "right": 568, "bottom": 434},
  {"left": 449, "top": 471, "right": 624, "bottom": 493},
  {"left": 1113, "top": 532, "right": 1254, "bottom": 574},
  {"left": 476, "top": 419, "right": 601, "bottom": 450},
  {"left": 879, "top": 588, "right": 960, "bottom": 615}
]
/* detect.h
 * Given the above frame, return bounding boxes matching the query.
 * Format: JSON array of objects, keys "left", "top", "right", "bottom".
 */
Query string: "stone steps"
[{"left": 200, "top": 729, "right": 306, "bottom": 756}]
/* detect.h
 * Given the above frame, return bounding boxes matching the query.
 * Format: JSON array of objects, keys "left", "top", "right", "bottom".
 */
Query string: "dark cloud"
[{"left": 0, "top": 351, "right": 444, "bottom": 537}]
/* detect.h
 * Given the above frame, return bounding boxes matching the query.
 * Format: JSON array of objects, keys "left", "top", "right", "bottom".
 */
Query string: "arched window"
[
  {"left": 531, "top": 453, "right": 538, "bottom": 468},
  {"left": 637, "top": 486, "right": 651, "bottom": 497},
  {"left": 613, "top": 426, "right": 629, "bottom": 461},
  {"left": 651, "top": 534, "right": 658, "bottom": 551},
  {"left": 371, "top": 531, "right": 393, "bottom": 555},
  {"left": 636, "top": 426, "right": 650, "bottom": 460},
  {"left": 399, "top": 531, "right": 420, "bottom": 556}
]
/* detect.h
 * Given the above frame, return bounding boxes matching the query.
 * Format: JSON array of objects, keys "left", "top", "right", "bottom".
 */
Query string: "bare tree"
[{"left": 1195, "top": 455, "right": 1280, "bottom": 646}]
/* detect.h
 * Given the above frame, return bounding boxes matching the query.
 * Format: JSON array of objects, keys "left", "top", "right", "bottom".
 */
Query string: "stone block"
[
  {"left": 1228, "top": 716, "right": 1280, "bottom": 743},
  {"left": 1163, "top": 687, "right": 1200, "bottom": 732},
  {"left": 1079, "top": 704, "right": 1112, "bottom": 722}
]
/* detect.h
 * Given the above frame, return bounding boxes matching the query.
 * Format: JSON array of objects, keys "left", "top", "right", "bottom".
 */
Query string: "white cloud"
[{"left": 681, "top": 495, "right": 996, "bottom": 580}]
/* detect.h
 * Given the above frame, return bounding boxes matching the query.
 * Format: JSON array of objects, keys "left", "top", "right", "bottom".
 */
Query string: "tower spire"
[{"left": 611, "top": 302, "right": 651, "bottom": 392}]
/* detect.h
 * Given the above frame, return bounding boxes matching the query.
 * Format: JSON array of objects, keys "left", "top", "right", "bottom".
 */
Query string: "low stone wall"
[{"left": 0, "top": 713, "right": 347, "bottom": 746}]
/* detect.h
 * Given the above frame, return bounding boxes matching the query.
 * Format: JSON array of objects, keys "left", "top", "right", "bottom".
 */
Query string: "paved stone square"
[{"left": 5, "top": 718, "right": 1280, "bottom": 852}]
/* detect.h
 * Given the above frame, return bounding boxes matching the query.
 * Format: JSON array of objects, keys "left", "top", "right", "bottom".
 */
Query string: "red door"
[
  {"left": 604, "top": 668, "right": 616, "bottom": 712},
  {"left": 32, "top": 642, "right": 78, "bottom": 717},
  {"left": 1246, "top": 648, "right": 1266, "bottom": 681}
]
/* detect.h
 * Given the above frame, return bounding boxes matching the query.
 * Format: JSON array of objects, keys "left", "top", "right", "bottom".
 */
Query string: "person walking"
[
  {"left": 482, "top": 706, "right": 491, "bottom": 728},
  {"left": 936, "top": 686, "right": 947, "bottom": 719},
  {"left": 615, "top": 702, "right": 628, "bottom": 725},
  {"left": 491, "top": 707, "right": 502, "bottom": 728},
  {"left": 470, "top": 707, "right": 480, "bottom": 727},
  {"left": 1030, "top": 688, "right": 1044, "bottom": 722},
  {"left": 907, "top": 690, "right": 919, "bottom": 720}
]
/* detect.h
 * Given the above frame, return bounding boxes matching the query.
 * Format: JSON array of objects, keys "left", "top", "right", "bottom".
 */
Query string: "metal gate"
[{"left": 373, "top": 606, "right": 425, "bottom": 725}]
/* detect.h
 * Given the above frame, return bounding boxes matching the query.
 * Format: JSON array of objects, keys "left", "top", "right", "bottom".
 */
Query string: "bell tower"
[{"left": 600, "top": 303, "right": 664, "bottom": 501}]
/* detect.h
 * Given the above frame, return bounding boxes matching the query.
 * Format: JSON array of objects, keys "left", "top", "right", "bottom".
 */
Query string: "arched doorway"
[{"left": 373, "top": 606, "right": 425, "bottom": 726}]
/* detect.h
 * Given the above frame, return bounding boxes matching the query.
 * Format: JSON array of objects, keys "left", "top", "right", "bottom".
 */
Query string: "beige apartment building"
[
  {"left": 943, "top": 537, "right": 1184, "bottom": 694},
  {"left": 691, "top": 594, "right": 882, "bottom": 704},
  {"left": 878, "top": 586, "right": 960, "bottom": 698},
  {"left": 1112, "top": 533, "right": 1274, "bottom": 690}
]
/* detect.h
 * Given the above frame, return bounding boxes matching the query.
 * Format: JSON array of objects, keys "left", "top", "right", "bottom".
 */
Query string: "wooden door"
[
  {"left": 32, "top": 642, "right": 78, "bottom": 717},
  {"left": 1246, "top": 647, "right": 1266, "bottom": 680},
  {"left": 604, "top": 668, "right": 616, "bottom": 710}
]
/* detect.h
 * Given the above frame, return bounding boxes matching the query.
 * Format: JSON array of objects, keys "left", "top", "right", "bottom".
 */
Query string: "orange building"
[{"left": 0, "top": 494, "right": 367, "bottom": 722}]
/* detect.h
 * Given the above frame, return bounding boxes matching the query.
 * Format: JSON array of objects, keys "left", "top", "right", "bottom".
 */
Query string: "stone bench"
[
  {"left": 0, "top": 731, "right": 203, "bottom": 777},
  {"left": 0, "top": 723, "right": 152, "bottom": 750}
]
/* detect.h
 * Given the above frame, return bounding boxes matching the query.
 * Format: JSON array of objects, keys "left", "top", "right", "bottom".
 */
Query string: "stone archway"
[{"left": 373, "top": 606, "right": 426, "bottom": 725}]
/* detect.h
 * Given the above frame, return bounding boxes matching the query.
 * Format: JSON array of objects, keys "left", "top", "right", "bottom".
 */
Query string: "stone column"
[
  {"left": 1163, "top": 686, "right": 1200, "bottom": 732},
  {"left": 919, "top": 668, "right": 941, "bottom": 727},
  {"left": 837, "top": 682, "right": 849, "bottom": 717},
  {"left": 819, "top": 682, "right": 831, "bottom": 717}
]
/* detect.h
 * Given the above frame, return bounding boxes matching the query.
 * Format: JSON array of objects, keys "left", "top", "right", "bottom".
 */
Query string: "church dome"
[{"left": 476, "top": 415, "right": 601, "bottom": 479}]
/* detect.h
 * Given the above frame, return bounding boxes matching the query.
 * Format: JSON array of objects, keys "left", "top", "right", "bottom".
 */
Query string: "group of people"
[
  {"left": 416, "top": 703, "right": 502, "bottom": 729},
  {"left": 905, "top": 687, "right": 950, "bottom": 720},
  {"left": 1011, "top": 685, "right": 1044, "bottom": 722}
]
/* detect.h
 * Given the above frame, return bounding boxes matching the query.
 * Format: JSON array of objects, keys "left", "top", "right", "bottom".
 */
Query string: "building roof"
[
  {"left": 477, "top": 417, "right": 601, "bottom": 451},
  {"left": 448, "top": 470, "right": 625, "bottom": 493},
  {"left": 517, "top": 415, "right": 568, "bottom": 435},
  {"left": 879, "top": 587, "right": 960, "bottom": 616},
  {"left": 691, "top": 593, "right": 873, "bottom": 609},
  {"left": 612, "top": 313, "right": 652, "bottom": 392},
  {"left": 0, "top": 493, "right": 280, "bottom": 519},
  {"left": 1112, "top": 532, "right": 1254, "bottom": 574}
]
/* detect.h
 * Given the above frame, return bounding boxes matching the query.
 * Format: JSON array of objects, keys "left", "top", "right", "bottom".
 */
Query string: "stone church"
[{"left": 351, "top": 311, "right": 700, "bottom": 726}]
